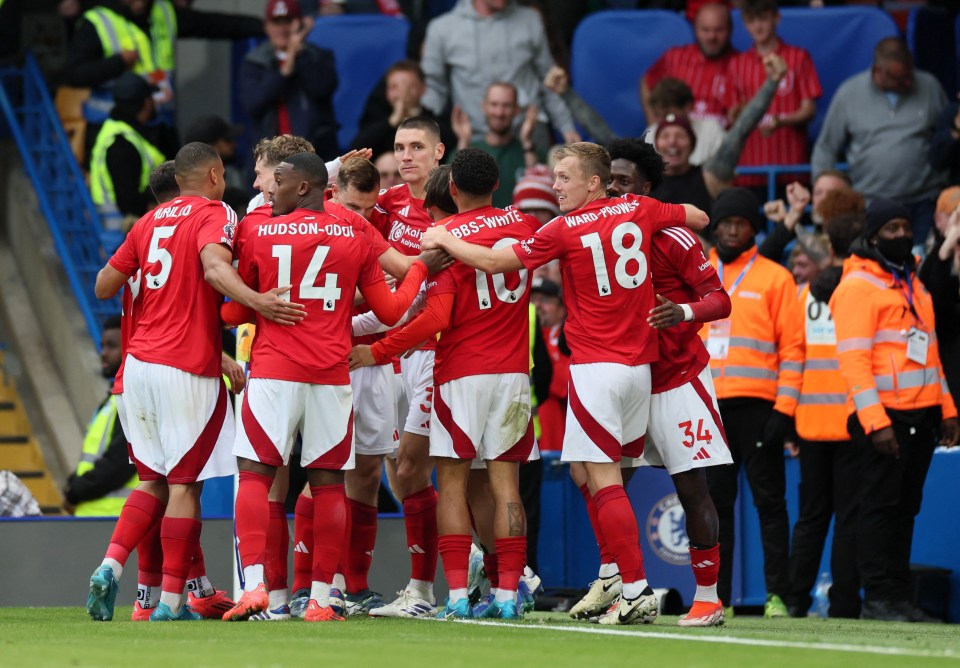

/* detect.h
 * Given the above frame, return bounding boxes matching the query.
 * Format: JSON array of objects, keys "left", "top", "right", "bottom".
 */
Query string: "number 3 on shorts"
[{"left": 580, "top": 222, "right": 648, "bottom": 296}]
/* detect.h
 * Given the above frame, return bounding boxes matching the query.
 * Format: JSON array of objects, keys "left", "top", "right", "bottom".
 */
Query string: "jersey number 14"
[{"left": 272, "top": 244, "right": 342, "bottom": 311}]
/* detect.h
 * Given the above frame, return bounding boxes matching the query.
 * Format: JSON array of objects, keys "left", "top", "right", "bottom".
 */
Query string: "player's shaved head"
[
  {"left": 424, "top": 165, "right": 456, "bottom": 217},
  {"left": 284, "top": 152, "right": 329, "bottom": 188},
  {"left": 554, "top": 142, "right": 611, "bottom": 186},
  {"left": 175, "top": 142, "right": 220, "bottom": 179},
  {"left": 397, "top": 115, "right": 442, "bottom": 145},
  {"left": 149, "top": 160, "right": 178, "bottom": 203},
  {"left": 451, "top": 147, "right": 499, "bottom": 197}
]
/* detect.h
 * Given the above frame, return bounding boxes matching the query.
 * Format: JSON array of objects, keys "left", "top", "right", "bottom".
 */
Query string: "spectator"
[
  {"left": 919, "top": 186, "right": 960, "bottom": 399},
  {"left": 184, "top": 115, "right": 244, "bottom": 190},
  {"left": 89, "top": 72, "right": 166, "bottom": 228},
  {"left": 645, "top": 78, "right": 725, "bottom": 167},
  {"left": 61, "top": 0, "right": 263, "bottom": 157},
  {"left": 317, "top": 0, "right": 403, "bottom": 15},
  {"left": 374, "top": 151, "right": 403, "bottom": 190},
  {"left": 513, "top": 167, "right": 560, "bottom": 226},
  {"left": 725, "top": 0, "right": 821, "bottom": 189},
  {"left": 811, "top": 169, "right": 851, "bottom": 225},
  {"left": 420, "top": 0, "right": 580, "bottom": 147},
  {"left": 830, "top": 199, "right": 959, "bottom": 622},
  {"left": 784, "top": 213, "right": 864, "bottom": 619},
  {"left": 701, "top": 187, "right": 805, "bottom": 619},
  {"left": 62, "top": 316, "right": 138, "bottom": 516},
  {"left": 351, "top": 60, "right": 457, "bottom": 161},
  {"left": 641, "top": 3, "right": 737, "bottom": 126},
  {"left": 929, "top": 92, "right": 960, "bottom": 186},
  {"left": 240, "top": 0, "right": 340, "bottom": 159},
  {"left": 651, "top": 52, "right": 787, "bottom": 215},
  {"left": 542, "top": 66, "right": 615, "bottom": 147},
  {"left": 451, "top": 82, "right": 540, "bottom": 209},
  {"left": 812, "top": 38, "right": 947, "bottom": 250},
  {"left": 786, "top": 232, "right": 829, "bottom": 289}
]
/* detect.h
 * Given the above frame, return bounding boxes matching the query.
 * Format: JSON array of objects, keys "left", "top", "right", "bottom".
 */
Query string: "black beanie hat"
[
  {"left": 863, "top": 198, "right": 910, "bottom": 239},
  {"left": 710, "top": 187, "right": 762, "bottom": 233}
]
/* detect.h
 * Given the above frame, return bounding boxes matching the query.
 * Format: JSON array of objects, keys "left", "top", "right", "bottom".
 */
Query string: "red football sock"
[
  {"left": 483, "top": 552, "right": 500, "bottom": 590},
  {"left": 438, "top": 534, "right": 472, "bottom": 591},
  {"left": 160, "top": 516, "right": 201, "bottom": 595},
  {"left": 336, "top": 499, "right": 353, "bottom": 577},
  {"left": 495, "top": 537, "right": 527, "bottom": 593},
  {"left": 403, "top": 486, "right": 438, "bottom": 583},
  {"left": 136, "top": 521, "right": 163, "bottom": 588},
  {"left": 266, "top": 502, "right": 289, "bottom": 592},
  {"left": 292, "top": 492, "right": 314, "bottom": 593},
  {"left": 579, "top": 483, "right": 615, "bottom": 565},
  {"left": 345, "top": 499, "right": 378, "bottom": 593},
  {"left": 594, "top": 485, "right": 645, "bottom": 585},
  {"left": 188, "top": 543, "right": 205, "bottom": 580},
  {"left": 689, "top": 544, "right": 720, "bottom": 587},
  {"left": 105, "top": 489, "right": 165, "bottom": 565},
  {"left": 310, "top": 484, "right": 347, "bottom": 585},
  {"left": 234, "top": 470, "right": 272, "bottom": 569}
]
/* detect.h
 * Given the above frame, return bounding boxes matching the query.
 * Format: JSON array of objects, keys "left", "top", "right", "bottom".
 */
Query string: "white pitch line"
[{"left": 454, "top": 619, "right": 960, "bottom": 660}]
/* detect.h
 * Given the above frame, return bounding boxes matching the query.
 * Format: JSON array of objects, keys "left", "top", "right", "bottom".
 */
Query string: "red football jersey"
[
  {"left": 234, "top": 204, "right": 272, "bottom": 279},
  {"left": 650, "top": 226, "right": 722, "bottom": 393},
  {"left": 724, "top": 43, "right": 822, "bottom": 186},
  {"left": 370, "top": 183, "right": 436, "bottom": 351},
  {"left": 108, "top": 196, "right": 236, "bottom": 378},
  {"left": 645, "top": 44, "right": 737, "bottom": 121},
  {"left": 427, "top": 206, "right": 537, "bottom": 385},
  {"left": 512, "top": 194, "right": 687, "bottom": 366},
  {"left": 239, "top": 207, "right": 384, "bottom": 385},
  {"left": 112, "top": 270, "right": 144, "bottom": 395}
]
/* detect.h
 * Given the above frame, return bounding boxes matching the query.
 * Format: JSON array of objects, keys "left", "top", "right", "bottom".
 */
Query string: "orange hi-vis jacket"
[
  {"left": 700, "top": 245, "right": 805, "bottom": 416},
  {"left": 795, "top": 283, "right": 850, "bottom": 441},
  {"left": 829, "top": 255, "right": 957, "bottom": 434}
]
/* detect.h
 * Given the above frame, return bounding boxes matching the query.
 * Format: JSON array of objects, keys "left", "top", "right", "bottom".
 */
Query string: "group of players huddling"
[{"left": 85, "top": 114, "right": 733, "bottom": 629}]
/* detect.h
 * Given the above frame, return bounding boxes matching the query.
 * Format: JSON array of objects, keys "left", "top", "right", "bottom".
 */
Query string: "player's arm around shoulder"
[{"left": 421, "top": 224, "right": 524, "bottom": 274}]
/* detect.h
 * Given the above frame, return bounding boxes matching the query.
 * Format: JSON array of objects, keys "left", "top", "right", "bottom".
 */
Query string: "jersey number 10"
[{"left": 475, "top": 237, "right": 529, "bottom": 310}]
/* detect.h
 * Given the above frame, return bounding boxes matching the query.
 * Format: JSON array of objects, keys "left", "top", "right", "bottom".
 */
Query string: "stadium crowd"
[{"left": 45, "top": 0, "right": 960, "bottom": 628}]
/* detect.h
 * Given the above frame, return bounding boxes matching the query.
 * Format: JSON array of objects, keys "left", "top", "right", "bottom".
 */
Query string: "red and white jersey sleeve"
[
  {"left": 428, "top": 206, "right": 537, "bottom": 385},
  {"left": 108, "top": 196, "right": 235, "bottom": 378},
  {"left": 241, "top": 207, "right": 383, "bottom": 385},
  {"left": 372, "top": 183, "right": 434, "bottom": 257},
  {"left": 512, "top": 194, "right": 687, "bottom": 366},
  {"left": 650, "top": 227, "right": 721, "bottom": 393}
]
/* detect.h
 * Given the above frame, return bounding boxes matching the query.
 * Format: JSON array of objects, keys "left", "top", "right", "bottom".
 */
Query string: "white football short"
[
  {"left": 634, "top": 365, "right": 732, "bottom": 473},
  {"left": 117, "top": 355, "right": 236, "bottom": 484},
  {"left": 399, "top": 349, "right": 434, "bottom": 436},
  {"left": 350, "top": 364, "right": 399, "bottom": 456},
  {"left": 431, "top": 373, "right": 535, "bottom": 462},
  {"left": 562, "top": 362, "right": 651, "bottom": 464},
  {"left": 233, "top": 378, "right": 355, "bottom": 471}
]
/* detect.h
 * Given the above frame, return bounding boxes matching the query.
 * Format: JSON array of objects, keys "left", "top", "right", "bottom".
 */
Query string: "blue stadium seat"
[
  {"left": 306, "top": 15, "right": 410, "bottom": 151},
  {"left": 730, "top": 7, "right": 898, "bottom": 141},
  {"left": 571, "top": 10, "right": 693, "bottom": 139}
]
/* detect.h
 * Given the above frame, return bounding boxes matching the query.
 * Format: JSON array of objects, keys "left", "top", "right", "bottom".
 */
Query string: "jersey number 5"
[
  {"left": 580, "top": 222, "right": 647, "bottom": 296},
  {"left": 475, "top": 237, "right": 529, "bottom": 310},
  {"left": 272, "top": 244, "right": 342, "bottom": 311},
  {"left": 145, "top": 226, "right": 176, "bottom": 290}
]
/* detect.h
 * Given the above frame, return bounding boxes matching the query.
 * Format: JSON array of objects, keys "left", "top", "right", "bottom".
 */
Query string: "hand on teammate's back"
[
  {"left": 253, "top": 286, "right": 307, "bottom": 325},
  {"left": 348, "top": 344, "right": 376, "bottom": 371},
  {"left": 421, "top": 226, "right": 450, "bottom": 251},
  {"left": 417, "top": 248, "right": 454, "bottom": 275},
  {"left": 646, "top": 294, "right": 684, "bottom": 329}
]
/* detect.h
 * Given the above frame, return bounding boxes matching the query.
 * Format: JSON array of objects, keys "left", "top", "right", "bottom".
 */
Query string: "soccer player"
[
  {"left": 89, "top": 142, "right": 304, "bottom": 622},
  {"left": 421, "top": 142, "right": 709, "bottom": 624},
  {"left": 367, "top": 116, "right": 447, "bottom": 617},
  {"left": 351, "top": 149, "right": 537, "bottom": 619},
  {"left": 567, "top": 139, "right": 732, "bottom": 627},
  {"left": 221, "top": 152, "right": 448, "bottom": 622}
]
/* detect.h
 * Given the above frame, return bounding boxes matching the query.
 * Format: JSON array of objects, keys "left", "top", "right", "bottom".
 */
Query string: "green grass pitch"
[{"left": 2, "top": 609, "right": 958, "bottom": 667}]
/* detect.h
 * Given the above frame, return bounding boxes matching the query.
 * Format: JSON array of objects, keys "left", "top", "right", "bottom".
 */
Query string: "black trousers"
[
  {"left": 520, "top": 460, "right": 543, "bottom": 573},
  {"left": 785, "top": 438, "right": 862, "bottom": 617},
  {"left": 848, "top": 410, "right": 938, "bottom": 603},
  {"left": 706, "top": 398, "right": 790, "bottom": 604}
]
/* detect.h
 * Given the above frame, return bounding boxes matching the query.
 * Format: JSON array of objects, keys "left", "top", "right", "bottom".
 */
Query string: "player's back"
[
  {"left": 242, "top": 207, "right": 384, "bottom": 385},
  {"left": 120, "top": 196, "right": 236, "bottom": 378},
  {"left": 432, "top": 206, "right": 536, "bottom": 385},
  {"left": 532, "top": 193, "right": 687, "bottom": 366},
  {"left": 650, "top": 226, "right": 716, "bottom": 393}
]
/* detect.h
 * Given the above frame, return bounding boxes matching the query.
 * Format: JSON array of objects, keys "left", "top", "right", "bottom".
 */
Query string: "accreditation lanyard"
[
  {"left": 718, "top": 251, "right": 758, "bottom": 299},
  {"left": 893, "top": 269, "right": 929, "bottom": 366},
  {"left": 892, "top": 269, "right": 924, "bottom": 328}
]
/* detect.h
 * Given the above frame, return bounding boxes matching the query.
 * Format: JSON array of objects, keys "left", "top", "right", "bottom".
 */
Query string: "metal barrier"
[{"left": 0, "top": 53, "right": 116, "bottom": 344}]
